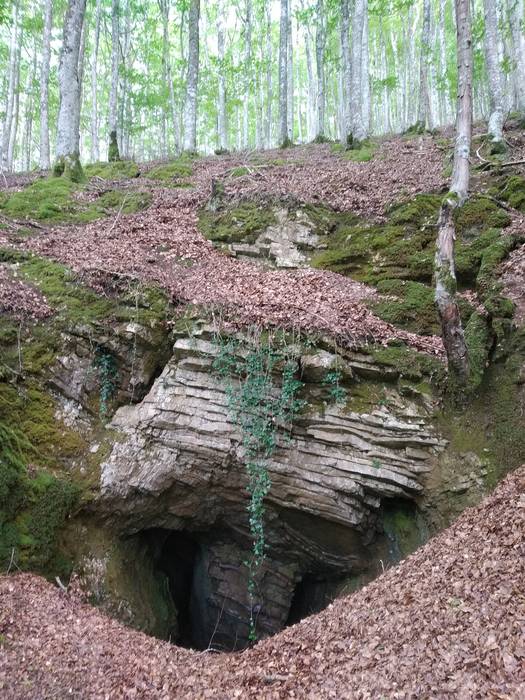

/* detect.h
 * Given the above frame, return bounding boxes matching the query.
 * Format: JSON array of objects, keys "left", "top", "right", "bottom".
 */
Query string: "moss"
[
  {"left": 371, "top": 344, "right": 446, "bottom": 384},
  {"left": 464, "top": 312, "right": 492, "bottom": 391},
  {"left": 97, "top": 190, "right": 152, "bottom": 214},
  {"left": 372, "top": 280, "right": 439, "bottom": 335},
  {"left": 387, "top": 194, "right": 442, "bottom": 227},
  {"left": 342, "top": 140, "right": 378, "bottom": 162},
  {"left": 0, "top": 176, "right": 149, "bottom": 225},
  {"left": 84, "top": 160, "right": 140, "bottom": 180},
  {"left": 199, "top": 202, "right": 277, "bottom": 244},
  {"left": 148, "top": 160, "right": 193, "bottom": 182},
  {"left": 108, "top": 130, "right": 120, "bottom": 162},
  {"left": 53, "top": 153, "right": 85, "bottom": 183},
  {"left": 382, "top": 501, "right": 425, "bottom": 561},
  {"left": 231, "top": 166, "right": 250, "bottom": 177},
  {"left": 454, "top": 196, "right": 511, "bottom": 238},
  {"left": 498, "top": 175, "right": 525, "bottom": 212}
]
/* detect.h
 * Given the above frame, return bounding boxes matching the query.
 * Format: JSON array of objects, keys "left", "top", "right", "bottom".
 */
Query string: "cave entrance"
[{"left": 147, "top": 529, "right": 201, "bottom": 649}]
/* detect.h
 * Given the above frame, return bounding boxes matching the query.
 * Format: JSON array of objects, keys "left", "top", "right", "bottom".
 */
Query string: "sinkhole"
[{"left": 140, "top": 528, "right": 347, "bottom": 653}]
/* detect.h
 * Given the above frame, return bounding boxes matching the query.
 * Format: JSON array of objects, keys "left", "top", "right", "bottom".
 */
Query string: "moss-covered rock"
[
  {"left": 199, "top": 202, "right": 277, "bottom": 244},
  {"left": 454, "top": 196, "right": 511, "bottom": 238},
  {"left": 84, "top": 160, "right": 140, "bottom": 180},
  {"left": 498, "top": 175, "right": 525, "bottom": 212}
]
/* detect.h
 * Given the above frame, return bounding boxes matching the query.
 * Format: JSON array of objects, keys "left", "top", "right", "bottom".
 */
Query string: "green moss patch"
[
  {"left": 199, "top": 202, "right": 277, "bottom": 244},
  {"left": 148, "top": 159, "right": 194, "bottom": 183},
  {"left": 497, "top": 175, "right": 525, "bottom": 212},
  {"left": 0, "top": 177, "right": 151, "bottom": 225},
  {"left": 332, "top": 140, "right": 378, "bottom": 162},
  {"left": 454, "top": 196, "right": 511, "bottom": 238},
  {"left": 371, "top": 344, "right": 446, "bottom": 384},
  {"left": 84, "top": 160, "right": 140, "bottom": 180}
]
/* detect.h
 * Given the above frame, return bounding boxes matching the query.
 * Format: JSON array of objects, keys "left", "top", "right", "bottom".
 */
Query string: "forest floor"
[
  {"left": 1, "top": 464, "right": 524, "bottom": 699},
  {"left": 1, "top": 134, "right": 458, "bottom": 354}
]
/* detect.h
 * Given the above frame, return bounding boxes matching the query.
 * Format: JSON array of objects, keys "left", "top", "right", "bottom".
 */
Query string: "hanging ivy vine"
[
  {"left": 93, "top": 346, "right": 118, "bottom": 419},
  {"left": 212, "top": 329, "right": 304, "bottom": 642}
]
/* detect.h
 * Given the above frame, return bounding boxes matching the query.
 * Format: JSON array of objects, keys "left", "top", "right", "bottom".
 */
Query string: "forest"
[
  {"left": 0, "top": 0, "right": 524, "bottom": 170},
  {"left": 0, "top": 0, "right": 525, "bottom": 698}
]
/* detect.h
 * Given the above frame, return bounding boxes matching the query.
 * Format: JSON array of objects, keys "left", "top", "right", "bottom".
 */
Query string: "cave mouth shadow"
[{"left": 142, "top": 528, "right": 351, "bottom": 652}]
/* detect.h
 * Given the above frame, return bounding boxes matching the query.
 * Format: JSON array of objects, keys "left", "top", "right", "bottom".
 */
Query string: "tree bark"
[
  {"left": 243, "top": 0, "right": 252, "bottom": 148},
  {"left": 434, "top": 0, "right": 473, "bottom": 388},
  {"left": 279, "top": 0, "right": 290, "bottom": 146},
  {"left": 1, "top": 1, "right": 20, "bottom": 172},
  {"left": 90, "top": 0, "right": 101, "bottom": 162},
  {"left": 264, "top": 4, "right": 273, "bottom": 148},
  {"left": 287, "top": 0, "right": 294, "bottom": 141},
  {"left": 39, "top": 0, "right": 52, "bottom": 169},
  {"left": 183, "top": 0, "right": 200, "bottom": 152},
  {"left": 350, "top": 0, "right": 367, "bottom": 142},
  {"left": 54, "top": 0, "right": 87, "bottom": 180},
  {"left": 108, "top": 0, "right": 120, "bottom": 161},
  {"left": 483, "top": 0, "right": 505, "bottom": 147},
  {"left": 315, "top": 0, "right": 326, "bottom": 140},
  {"left": 507, "top": 0, "right": 525, "bottom": 111},
  {"left": 216, "top": 0, "right": 227, "bottom": 151},
  {"left": 340, "top": 0, "right": 351, "bottom": 144},
  {"left": 417, "top": 0, "right": 432, "bottom": 130}
]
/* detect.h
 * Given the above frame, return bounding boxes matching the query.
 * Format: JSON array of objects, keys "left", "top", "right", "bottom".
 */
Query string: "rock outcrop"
[{"left": 97, "top": 323, "right": 448, "bottom": 648}]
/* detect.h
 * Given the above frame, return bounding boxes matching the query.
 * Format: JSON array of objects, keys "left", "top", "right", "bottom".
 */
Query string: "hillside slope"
[{"left": 1, "top": 465, "right": 524, "bottom": 699}]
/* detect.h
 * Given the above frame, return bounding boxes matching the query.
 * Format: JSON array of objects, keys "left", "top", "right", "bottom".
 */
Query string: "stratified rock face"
[
  {"left": 99, "top": 324, "right": 447, "bottom": 648},
  {"left": 228, "top": 206, "right": 320, "bottom": 268}
]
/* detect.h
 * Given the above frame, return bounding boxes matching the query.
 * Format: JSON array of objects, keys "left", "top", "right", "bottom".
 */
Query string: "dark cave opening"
[
  {"left": 146, "top": 529, "right": 201, "bottom": 649},
  {"left": 287, "top": 573, "right": 343, "bottom": 627}
]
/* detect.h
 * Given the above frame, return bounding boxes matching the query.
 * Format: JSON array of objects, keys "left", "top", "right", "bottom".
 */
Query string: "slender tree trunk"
[
  {"left": 108, "top": 0, "right": 120, "bottom": 160},
  {"left": 287, "top": 1, "right": 294, "bottom": 140},
  {"left": 1, "top": 1, "right": 20, "bottom": 172},
  {"left": 361, "top": 3, "right": 370, "bottom": 135},
  {"left": 242, "top": 0, "right": 252, "bottom": 148},
  {"left": 183, "top": 0, "right": 200, "bottom": 152},
  {"left": 350, "top": 0, "right": 367, "bottom": 142},
  {"left": 304, "top": 25, "right": 315, "bottom": 140},
  {"left": 159, "top": 0, "right": 179, "bottom": 154},
  {"left": 39, "top": 0, "right": 52, "bottom": 169},
  {"left": 483, "top": 0, "right": 505, "bottom": 147},
  {"left": 90, "top": 0, "right": 101, "bottom": 162},
  {"left": 507, "top": 0, "right": 525, "bottom": 111},
  {"left": 340, "top": 0, "right": 351, "bottom": 144},
  {"left": 8, "top": 39, "right": 21, "bottom": 172},
  {"left": 435, "top": 0, "right": 472, "bottom": 388},
  {"left": 417, "top": 0, "right": 432, "bottom": 130},
  {"left": 217, "top": 0, "right": 227, "bottom": 151},
  {"left": 55, "top": 0, "right": 87, "bottom": 180},
  {"left": 265, "top": 4, "right": 273, "bottom": 148},
  {"left": 279, "top": 0, "right": 289, "bottom": 146},
  {"left": 315, "top": 0, "right": 326, "bottom": 140}
]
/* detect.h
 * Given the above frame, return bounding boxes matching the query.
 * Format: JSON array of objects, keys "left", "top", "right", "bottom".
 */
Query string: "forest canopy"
[{"left": 0, "top": 0, "right": 524, "bottom": 171}]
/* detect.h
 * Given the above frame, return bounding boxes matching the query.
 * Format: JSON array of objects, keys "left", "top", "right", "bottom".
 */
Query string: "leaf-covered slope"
[{"left": 1, "top": 465, "right": 524, "bottom": 699}]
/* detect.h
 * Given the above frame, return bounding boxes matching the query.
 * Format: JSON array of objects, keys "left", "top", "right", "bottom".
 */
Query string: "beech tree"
[
  {"left": 54, "top": 0, "right": 87, "bottom": 180},
  {"left": 39, "top": 0, "right": 52, "bottom": 169},
  {"left": 108, "top": 0, "right": 120, "bottom": 161},
  {"left": 183, "top": 0, "right": 200, "bottom": 152},
  {"left": 434, "top": 0, "right": 473, "bottom": 387}
]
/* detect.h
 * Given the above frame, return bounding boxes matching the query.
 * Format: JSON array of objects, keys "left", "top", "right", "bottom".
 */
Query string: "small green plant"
[
  {"left": 372, "top": 458, "right": 382, "bottom": 469},
  {"left": 212, "top": 329, "right": 304, "bottom": 641},
  {"left": 322, "top": 368, "right": 346, "bottom": 404},
  {"left": 93, "top": 347, "right": 118, "bottom": 419}
]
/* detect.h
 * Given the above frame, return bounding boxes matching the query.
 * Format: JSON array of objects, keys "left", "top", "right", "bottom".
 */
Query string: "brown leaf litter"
[{"left": 1, "top": 465, "right": 524, "bottom": 699}]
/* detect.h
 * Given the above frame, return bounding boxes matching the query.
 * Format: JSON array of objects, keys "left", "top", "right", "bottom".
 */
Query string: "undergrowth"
[{"left": 212, "top": 328, "right": 304, "bottom": 641}]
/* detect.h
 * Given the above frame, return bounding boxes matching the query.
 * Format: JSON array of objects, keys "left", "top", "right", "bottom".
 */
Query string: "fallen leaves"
[{"left": 1, "top": 466, "right": 524, "bottom": 698}]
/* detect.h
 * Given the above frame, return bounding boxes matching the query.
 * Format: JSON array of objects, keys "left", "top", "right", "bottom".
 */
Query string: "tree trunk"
[
  {"left": 507, "top": 0, "right": 525, "bottom": 111},
  {"left": 90, "top": 0, "right": 101, "bottom": 163},
  {"left": 1, "top": 1, "right": 20, "bottom": 172},
  {"left": 39, "top": 0, "right": 52, "bottom": 169},
  {"left": 54, "top": 0, "right": 87, "bottom": 180},
  {"left": 7, "top": 38, "right": 21, "bottom": 172},
  {"left": 216, "top": 0, "right": 227, "bottom": 151},
  {"left": 340, "top": 0, "right": 351, "bottom": 144},
  {"left": 243, "top": 0, "right": 252, "bottom": 149},
  {"left": 361, "top": 3, "right": 370, "bottom": 135},
  {"left": 350, "top": 0, "right": 367, "bottom": 142},
  {"left": 434, "top": 0, "right": 473, "bottom": 388},
  {"left": 315, "top": 0, "right": 326, "bottom": 140},
  {"left": 287, "top": 1, "right": 294, "bottom": 141},
  {"left": 183, "top": 0, "right": 200, "bottom": 152},
  {"left": 265, "top": 4, "right": 273, "bottom": 148},
  {"left": 417, "top": 0, "right": 432, "bottom": 130},
  {"left": 108, "top": 0, "right": 120, "bottom": 161},
  {"left": 279, "top": 0, "right": 289, "bottom": 146},
  {"left": 483, "top": 0, "right": 505, "bottom": 147}
]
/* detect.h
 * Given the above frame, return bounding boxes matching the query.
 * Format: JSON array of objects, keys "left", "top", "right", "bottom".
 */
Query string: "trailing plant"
[
  {"left": 322, "top": 368, "right": 346, "bottom": 404},
  {"left": 212, "top": 328, "right": 304, "bottom": 642},
  {"left": 93, "top": 346, "right": 118, "bottom": 419}
]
